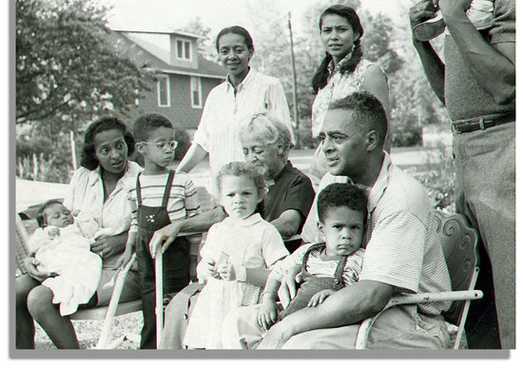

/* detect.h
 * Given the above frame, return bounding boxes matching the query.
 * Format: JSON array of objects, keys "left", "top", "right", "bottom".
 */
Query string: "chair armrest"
[
  {"left": 355, "top": 290, "right": 483, "bottom": 349},
  {"left": 386, "top": 290, "right": 483, "bottom": 308}
]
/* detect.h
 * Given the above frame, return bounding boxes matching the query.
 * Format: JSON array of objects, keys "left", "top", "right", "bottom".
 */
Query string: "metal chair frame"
[{"left": 355, "top": 211, "right": 482, "bottom": 350}]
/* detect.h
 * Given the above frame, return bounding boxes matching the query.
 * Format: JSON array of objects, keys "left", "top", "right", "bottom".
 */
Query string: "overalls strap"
[
  {"left": 300, "top": 242, "right": 327, "bottom": 275},
  {"left": 136, "top": 171, "right": 175, "bottom": 208},
  {"left": 300, "top": 242, "right": 348, "bottom": 286},
  {"left": 136, "top": 172, "right": 143, "bottom": 206},
  {"left": 161, "top": 170, "right": 175, "bottom": 209},
  {"left": 333, "top": 253, "right": 349, "bottom": 286}
]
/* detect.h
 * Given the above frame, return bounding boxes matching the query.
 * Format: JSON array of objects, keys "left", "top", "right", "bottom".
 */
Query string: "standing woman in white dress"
[
  {"left": 177, "top": 25, "right": 293, "bottom": 196},
  {"left": 309, "top": 5, "right": 390, "bottom": 184}
]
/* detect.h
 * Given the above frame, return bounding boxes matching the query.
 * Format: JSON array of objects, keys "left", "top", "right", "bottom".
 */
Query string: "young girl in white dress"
[{"left": 183, "top": 162, "right": 289, "bottom": 349}]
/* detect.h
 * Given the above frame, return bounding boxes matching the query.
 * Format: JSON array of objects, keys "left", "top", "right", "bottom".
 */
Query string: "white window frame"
[
  {"left": 175, "top": 38, "right": 192, "bottom": 61},
  {"left": 190, "top": 76, "right": 202, "bottom": 109},
  {"left": 156, "top": 75, "right": 171, "bottom": 107}
]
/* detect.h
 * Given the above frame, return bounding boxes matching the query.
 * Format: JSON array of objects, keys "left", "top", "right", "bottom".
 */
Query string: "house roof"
[
  {"left": 116, "top": 31, "right": 226, "bottom": 80},
  {"left": 111, "top": 29, "right": 204, "bottom": 39}
]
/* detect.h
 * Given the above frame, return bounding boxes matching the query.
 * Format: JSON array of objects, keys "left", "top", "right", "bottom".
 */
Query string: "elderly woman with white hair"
[
  {"left": 239, "top": 113, "right": 314, "bottom": 241},
  {"left": 158, "top": 113, "right": 314, "bottom": 349}
]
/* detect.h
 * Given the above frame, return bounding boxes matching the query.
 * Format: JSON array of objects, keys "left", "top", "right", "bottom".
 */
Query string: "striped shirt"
[
  {"left": 271, "top": 244, "right": 365, "bottom": 287},
  {"left": 127, "top": 172, "right": 200, "bottom": 233},
  {"left": 193, "top": 69, "right": 294, "bottom": 176},
  {"left": 301, "top": 153, "right": 451, "bottom": 315}
]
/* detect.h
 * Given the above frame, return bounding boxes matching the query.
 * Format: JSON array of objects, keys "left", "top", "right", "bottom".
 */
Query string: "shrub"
[{"left": 416, "top": 143, "right": 456, "bottom": 213}]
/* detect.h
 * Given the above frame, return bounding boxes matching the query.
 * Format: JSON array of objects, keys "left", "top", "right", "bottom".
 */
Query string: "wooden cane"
[{"left": 155, "top": 245, "right": 164, "bottom": 348}]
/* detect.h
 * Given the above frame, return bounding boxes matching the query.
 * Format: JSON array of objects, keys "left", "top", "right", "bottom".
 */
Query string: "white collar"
[
  {"left": 225, "top": 68, "right": 255, "bottom": 93},
  {"left": 224, "top": 212, "right": 263, "bottom": 227}
]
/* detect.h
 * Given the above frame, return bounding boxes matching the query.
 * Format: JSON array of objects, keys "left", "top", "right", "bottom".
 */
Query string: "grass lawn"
[{"left": 34, "top": 312, "right": 143, "bottom": 350}]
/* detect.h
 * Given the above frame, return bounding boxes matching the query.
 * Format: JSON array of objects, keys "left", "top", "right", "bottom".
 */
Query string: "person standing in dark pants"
[
  {"left": 117, "top": 114, "right": 200, "bottom": 348},
  {"left": 409, "top": 0, "right": 515, "bottom": 349}
]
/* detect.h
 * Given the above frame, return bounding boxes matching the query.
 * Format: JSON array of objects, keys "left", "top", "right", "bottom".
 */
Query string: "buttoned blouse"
[
  {"left": 63, "top": 161, "right": 142, "bottom": 267},
  {"left": 193, "top": 69, "right": 293, "bottom": 175},
  {"left": 311, "top": 57, "right": 375, "bottom": 138}
]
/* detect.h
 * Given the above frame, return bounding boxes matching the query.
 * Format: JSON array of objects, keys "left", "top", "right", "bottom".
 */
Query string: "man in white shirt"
[{"left": 222, "top": 92, "right": 452, "bottom": 350}]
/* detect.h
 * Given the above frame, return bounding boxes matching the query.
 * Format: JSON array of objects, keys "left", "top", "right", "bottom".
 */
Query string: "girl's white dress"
[
  {"left": 29, "top": 222, "right": 103, "bottom": 316},
  {"left": 183, "top": 213, "right": 289, "bottom": 349}
]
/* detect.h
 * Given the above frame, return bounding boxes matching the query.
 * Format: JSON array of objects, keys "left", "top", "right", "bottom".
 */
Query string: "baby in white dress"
[{"left": 29, "top": 200, "right": 103, "bottom": 316}]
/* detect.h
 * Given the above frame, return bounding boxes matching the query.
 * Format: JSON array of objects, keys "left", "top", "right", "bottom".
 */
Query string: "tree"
[
  {"left": 385, "top": 0, "right": 449, "bottom": 146},
  {"left": 16, "top": 0, "right": 153, "bottom": 182},
  {"left": 16, "top": 0, "right": 152, "bottom": 125}
]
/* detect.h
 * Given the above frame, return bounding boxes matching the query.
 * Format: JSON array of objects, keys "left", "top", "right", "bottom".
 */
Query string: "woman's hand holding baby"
[
  {"left": 91, "top": 233, "right": 126, "bottom": 259},
  {"left": 23, "top": 257, "right": 56, "bottom": 282}
]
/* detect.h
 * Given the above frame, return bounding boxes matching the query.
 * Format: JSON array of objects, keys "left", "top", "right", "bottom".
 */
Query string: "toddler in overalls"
[
  {"left": 119, "top": 113, "right": 200, "bottom": 349},
  {"left": 256, "top": 183, "right": 367, "bottom": 332}
]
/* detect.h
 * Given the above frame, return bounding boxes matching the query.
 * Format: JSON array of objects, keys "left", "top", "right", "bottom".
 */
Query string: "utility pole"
[
  {"left": 70, "top": 130, "right": 77, "bottom": 170},
  {"left": 287, "top": 11, "right": 300, "bottom": 148}
]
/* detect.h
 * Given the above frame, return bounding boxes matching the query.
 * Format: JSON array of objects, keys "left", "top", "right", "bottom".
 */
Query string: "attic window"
[{"left": 176, "top": 39, "right": 192, "bottom": 61}]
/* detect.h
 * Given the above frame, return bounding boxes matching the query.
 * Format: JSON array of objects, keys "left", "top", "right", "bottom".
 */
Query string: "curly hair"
[
  {"left": 312, "top": 5, "right": 364, "bottom": 94},
  {"left": 317, "top": 183, "right": 368, "bottom": 225},
  {"left": 133, "top": 113, "right": 174, "bottom": 142},
  {"left": 80, "top": 116, "right": 135, "bottom": 171},
  {"left": 329, "top": 92, "right": 388, "bottom": 147},
  {"left": 216, "top": 161, "right": 266, "bottom": 199},
  {"left": 215, "top": 25, "right": 254, "bottom": 52}
]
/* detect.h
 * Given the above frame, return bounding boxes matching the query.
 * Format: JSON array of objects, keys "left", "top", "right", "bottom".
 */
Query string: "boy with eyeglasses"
[{"left": 117, "top": 113, "right": 200, "bottom": 349}]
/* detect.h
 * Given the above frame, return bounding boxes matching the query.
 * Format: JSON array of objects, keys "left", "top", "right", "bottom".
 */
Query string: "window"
[
  {"left": 157, "top": 75, "right": 170, "bottom": 107},
  {"left": 176, "top": 39, "right": 192, "bottom": 61},
  {"left": 191, "top": 77, "right": 202, "bottom": 108}
]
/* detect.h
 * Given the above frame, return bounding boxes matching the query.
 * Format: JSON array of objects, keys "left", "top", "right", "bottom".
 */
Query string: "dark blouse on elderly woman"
[{"left": 264, "top": 161, "right": 315, "bottom": 233}]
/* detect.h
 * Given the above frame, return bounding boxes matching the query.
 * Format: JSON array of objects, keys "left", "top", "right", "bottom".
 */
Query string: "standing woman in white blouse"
[
  {"left": 177, "top": 25, "right": 293, "bottom": 196},
  {"left": 309, "top": 5, "right": 391, "bottom": 184}
]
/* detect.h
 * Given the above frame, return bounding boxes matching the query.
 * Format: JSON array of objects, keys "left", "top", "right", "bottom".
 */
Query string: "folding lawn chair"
[{"left": 355, "top": 211, "right": 483, "bottom": 349}]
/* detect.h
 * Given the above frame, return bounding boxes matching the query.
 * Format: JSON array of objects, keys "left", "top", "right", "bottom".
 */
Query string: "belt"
[{"left": 451, "top": 112, "right": 515, "bottom": 134}]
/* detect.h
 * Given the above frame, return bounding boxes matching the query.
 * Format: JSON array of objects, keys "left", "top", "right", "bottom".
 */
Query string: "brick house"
[{"left": 112, "top": 29, "right": 226, "bottom": 135}]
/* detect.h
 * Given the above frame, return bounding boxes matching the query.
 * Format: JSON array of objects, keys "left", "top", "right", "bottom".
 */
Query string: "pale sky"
[{"left": 105, "top": 0, "right": 409, "bottom": 38}]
